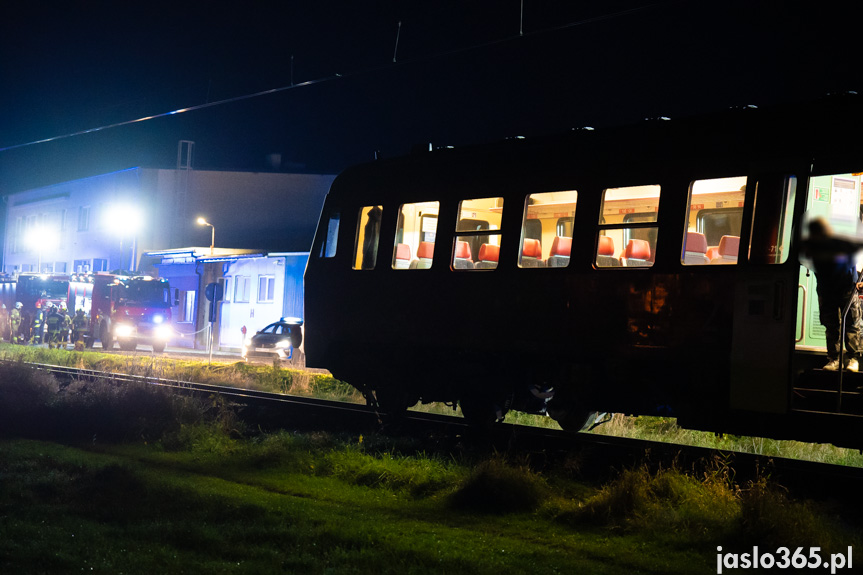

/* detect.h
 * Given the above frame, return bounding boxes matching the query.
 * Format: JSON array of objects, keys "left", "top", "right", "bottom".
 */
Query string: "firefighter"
[
  {"left": 30, "top": 303, "right": 43, "bottom": 345},
  {"left": 60, "top": 303, "right": 72, "bottom": 346},
  {"left": 72, "top": 309, "right": 88, "bottom": 350},
  {"left": 10, "top": 302, "right": 22, "bottom": 344},
  {"left": 45, "top": 304, "right": 64, "bottom": 349}
]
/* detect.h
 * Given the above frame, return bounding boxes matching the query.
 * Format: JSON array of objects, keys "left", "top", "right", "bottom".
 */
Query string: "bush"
[
  {"left": 449, "top": 456, "right": 548, "bottom": 513},
  {"left": 0, "top": 362, "right": 59, "bottom": 437}
]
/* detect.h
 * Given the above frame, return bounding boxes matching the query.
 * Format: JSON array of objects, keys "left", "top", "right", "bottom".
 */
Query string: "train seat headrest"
[
  {"left": 685, "top": 232, "right": 708, "bottom": 254},
  {"left": 454, "top": 241, "right": 472, "bottom": 260},
  {"left": 718, "top": 235, "right": 740, "bottom": 257},
  {"left": 598, "top": 235, "right": 615, "bottom": 256},
  {"left": 417, "top": 241, "right": 435, "bottom": 259},
  {"left": 522, "top": 238, "right": 542, "bottom": 258},
  {"left": 625, "top": 239, "right": 651, "bottom": 260},
  {"left": 395, "top": 243, "right": 411, "bottom": 261},
  {"left": 478, "top": 243, "right": 500, "bottom": 262},
  {"left": 550, "top": 236, "right": 572, "bottom": 257}
]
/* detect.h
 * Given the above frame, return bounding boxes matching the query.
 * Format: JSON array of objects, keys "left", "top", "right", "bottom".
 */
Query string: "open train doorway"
[{"left": 795, "top": 173, "right": 863, "bottom": 360}]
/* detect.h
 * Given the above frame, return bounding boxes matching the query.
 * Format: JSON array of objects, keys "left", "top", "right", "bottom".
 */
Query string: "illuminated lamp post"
[
  {"left": 197, "top": 217, "right": 215, "bottom": 256},
  {"left": 106, "top": 204, "right": 143, "bottom": 272}
]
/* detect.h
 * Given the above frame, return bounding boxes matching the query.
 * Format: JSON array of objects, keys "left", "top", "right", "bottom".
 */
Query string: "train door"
[
  {"left": 729, "top": 174, "right": 799, "bottom": 413},
  {"left": 795, "top": 174, "right": 862, "bottom": 353}
]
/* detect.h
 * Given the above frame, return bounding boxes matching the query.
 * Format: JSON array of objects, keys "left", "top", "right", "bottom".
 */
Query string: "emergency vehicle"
[{"left": 67, "top": 273, "right": 173, "bottom": 352}]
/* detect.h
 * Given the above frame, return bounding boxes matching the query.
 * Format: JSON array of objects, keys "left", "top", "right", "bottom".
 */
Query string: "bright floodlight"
[{"left": 105, "top": 204, "right": 143, "bottom": 235}]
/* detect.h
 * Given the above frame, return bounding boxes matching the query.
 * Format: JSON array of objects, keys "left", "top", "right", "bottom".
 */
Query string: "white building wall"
[{"left": 218, "top": 256, "right": 287, "bottom": 349}]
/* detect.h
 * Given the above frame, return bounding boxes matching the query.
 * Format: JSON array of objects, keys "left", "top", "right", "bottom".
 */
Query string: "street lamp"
[{"left": 197, "top": 217, "right": 214, "bottom": 256}]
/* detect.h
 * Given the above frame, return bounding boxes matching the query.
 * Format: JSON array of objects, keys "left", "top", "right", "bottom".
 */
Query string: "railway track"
[{"left": 12, "top": 360, "right": 863, "bottom": 508}]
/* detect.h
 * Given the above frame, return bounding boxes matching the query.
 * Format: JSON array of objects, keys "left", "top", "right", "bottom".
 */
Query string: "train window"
[
  {"left": 319, "top": 213, "right": 340, "bottom": 258},
  {"left": 597, "top": 185, "right": 661, "bottom": 268},
  {"left": 519, "top": 190, "right": 578, "bottom": 268},
  {"left": 393, "top": 201, "right": 440, "bottom": 269},
  {"left": 455, "top": 197, "right": 504, "bottom": 270},
  {"left": 352, "top": 206, "right": 382, "bottom": 270},
  {"left": 682, "top": 176, "right": 746, "bottom": 265},
  {"left": 749, "top": 174, "right": 797, "bottom": 264}
]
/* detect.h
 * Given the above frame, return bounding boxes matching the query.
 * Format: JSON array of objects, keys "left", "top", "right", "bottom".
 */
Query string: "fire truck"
[
  {"left": 14, "top": 273, "right": 71, "bottom": 312},
  {"left": 67, "top": 273, "right": 173, "bottom": 352}
]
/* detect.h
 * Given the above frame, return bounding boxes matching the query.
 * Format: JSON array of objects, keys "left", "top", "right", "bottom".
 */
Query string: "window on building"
[
  {"left": 54, "top": 262, "right": 67, "bottom": 273},
  {"left": 92, "top": 258, "right": 108, "bottom": 272},
  {"left": 319, "top": 213, "right": 340, "bottom": 258},
  {"left": 519, "top": 190, "right": 578, "bottom": 268},
  {"left": 223, "top": 277, "right": 232, "bottom": 302},
  {"left": 73, "top": 259, "right": 90, "bottom": 273},
  {"left": 682, "top": 176, "right": 746, "bottom": 265},
  {"left": 353, "top": 206, "right": 382, "bottom": 270},
  {"left": 78, "top": 206, "right": 90, "bottom": 232},
  {"left": 257, "top": 275, "right": 275, "bottom": 302},
  {"left": 234, "top": 275, "right": 251, "bottom": 302},
  {"left": 178, "top": 291, "right": 195, "bottom": 323},
  {"left": 597, "top": 185, "right": 661, "bottom": 268},
  {"left": 454, "top": 197, "right": 503, "bottom": 270},
  {"left": 393, "top": 201, "right": 439, "bottom": 269}
]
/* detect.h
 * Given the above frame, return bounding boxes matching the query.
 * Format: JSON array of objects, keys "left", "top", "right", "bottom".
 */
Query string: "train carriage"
[{"left": 304, "top": 94, "right": 863, "bottom": 449}]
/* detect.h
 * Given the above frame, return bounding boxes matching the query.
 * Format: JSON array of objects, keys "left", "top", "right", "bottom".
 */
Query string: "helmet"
[
  {"left": 59, "top": 302, "right": 66, "bottom": 310},
  {"left": 35, "top": 302, "right": 41, "bottom": 309},
  {"left": 15, "top": 302, "right": 22, "bottom": 309}
]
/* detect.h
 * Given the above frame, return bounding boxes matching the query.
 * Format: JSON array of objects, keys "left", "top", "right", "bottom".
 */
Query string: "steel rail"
[{"left": 7, "top": 359, "right": 863, "bottom": 505}]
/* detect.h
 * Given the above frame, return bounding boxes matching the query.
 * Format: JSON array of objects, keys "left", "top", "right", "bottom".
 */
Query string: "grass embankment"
[
  {"left": 3, "top": 342, "right": 863, "bottom": 467},
  {"left": 1, "top": 362, "right": 861, "bottom": 574}
]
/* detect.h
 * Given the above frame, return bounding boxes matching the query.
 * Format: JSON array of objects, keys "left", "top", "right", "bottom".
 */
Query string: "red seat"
[
  {"left": 596, "top": 235, "right": 620, "bottom": 267},
  {"left": 547, "top": 236, "right": 571, "bottom": 268},
  {"left": 683, "top": 231, "right": 710, "bottom": 265},
  {"left": 476, "top": 243, "right": 500, "bottom": 269},
  {"left": 415, "top": 241, "right": 435, "bottom": 268},
  {"left": 521, "top": 238, "right": 544, "bottom": 267},
  {"left": 394, "top": 243, "right": 411, "bottom": 269},
  {"left": 623, "top": 239, "right": 652, "bottom": 267},
  {"left": 711, "top": 235, "right": 740, "bottom": 264},
  {"left": 453, "top": 241, "right": 474, "bottom": 269}
]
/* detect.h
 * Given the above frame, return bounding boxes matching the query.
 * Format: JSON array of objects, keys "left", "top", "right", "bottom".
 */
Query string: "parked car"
[{"left": 242, "top": 317, "right": 303, "bottom": 363}]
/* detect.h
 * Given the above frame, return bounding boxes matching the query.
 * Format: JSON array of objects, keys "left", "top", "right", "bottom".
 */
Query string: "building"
[
  {"left": 148, "top": 248, "right": 309, "bottom": 352},
  {"left": 2, "top": 167, "right": 335, "bottom": 275}
]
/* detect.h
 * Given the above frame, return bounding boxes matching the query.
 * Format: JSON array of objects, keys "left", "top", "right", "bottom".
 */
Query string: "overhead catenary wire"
[{"left": 0, "top": 2, "right": 664, "bottom": 154}]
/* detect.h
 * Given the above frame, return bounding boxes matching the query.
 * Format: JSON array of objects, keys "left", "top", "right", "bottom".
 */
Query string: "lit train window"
[
  {"left": 393, "top": 201, "right": 440, "bottom": 269},
  {"left": 597, "top": 185, "right": 661, "bottom": 268},
  {"left": 352, "top": 206, "right": 382, "bottom": 270},
  {"left": 454, "top": 197, "right": 504, "bottom": 270},
  {"left": 319, "top": 213, "right": 340, "bottom": 258},
  {"left": 682, "top": 176, "right": 746, "bottom": 265},
  {"left": 519, "top": 190, "right": 577, "bottom": 268}
]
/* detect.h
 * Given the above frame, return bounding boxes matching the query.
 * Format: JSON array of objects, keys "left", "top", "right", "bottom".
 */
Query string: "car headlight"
[
  {"left": 244, "top": 336, "right": 253, "bottom": 346},
  {"left": 114, "top": 324, "right": 134, "bottom": 338},
  {"left": 276, "top": 340, "right": 292, "bottom": 349},
  {"left": 152, "top": 314, "right": 164, "bottom": 324},
  {"left": 154, "top": 325, "right": 172, "bottom": 340}
]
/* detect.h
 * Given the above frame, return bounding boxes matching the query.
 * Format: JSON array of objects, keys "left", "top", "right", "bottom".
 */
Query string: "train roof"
[{"left": 329, "top": 93, "right": 863, "bottom": 200}]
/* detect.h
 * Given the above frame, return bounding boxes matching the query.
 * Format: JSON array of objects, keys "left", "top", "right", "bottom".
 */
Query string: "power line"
[{"left": 0, "top": 3, "right": 663, "bottom": 154}]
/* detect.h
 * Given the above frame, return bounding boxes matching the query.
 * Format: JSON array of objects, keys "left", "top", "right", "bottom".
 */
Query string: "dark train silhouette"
[{"left": 304, "top": 94, "right": 863, "bottom": 449}]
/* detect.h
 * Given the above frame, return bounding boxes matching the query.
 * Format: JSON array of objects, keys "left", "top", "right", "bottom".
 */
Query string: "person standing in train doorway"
[{"left": 800, "top": 217, "right": 863, "bottom": 371}]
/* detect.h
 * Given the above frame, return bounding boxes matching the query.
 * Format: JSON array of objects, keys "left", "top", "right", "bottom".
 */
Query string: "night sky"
[{"left": 1, "top": 1, "right": 860, "bottom": 195}]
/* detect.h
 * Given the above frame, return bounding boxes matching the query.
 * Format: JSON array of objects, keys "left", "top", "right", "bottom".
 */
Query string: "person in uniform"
[
  {"left": 10, "top": 302, "right": 22, "bottom": 344},
  {"left": 72, "top": 309, "right": 89, "bottom": 349},
  {"left": 30, "top": 303, "right": 44, "bottom": 345},
  {"left": 45, "top": 304, "right": 64, "bottom": 349}
]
